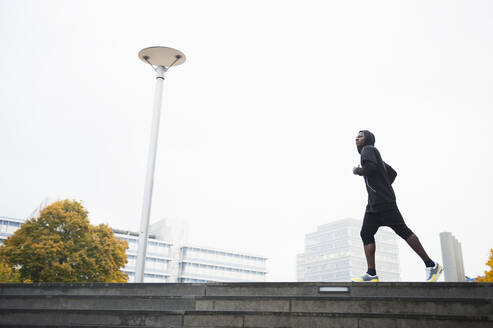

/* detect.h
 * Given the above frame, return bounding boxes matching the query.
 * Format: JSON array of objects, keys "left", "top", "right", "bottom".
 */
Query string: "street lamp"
[{"left": 135, "top": 46, "right": 186, "bottom": 283}]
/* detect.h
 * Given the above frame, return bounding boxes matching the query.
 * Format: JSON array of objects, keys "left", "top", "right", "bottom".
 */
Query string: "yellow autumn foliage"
[
  {"left": 0, "top": 200, "right": 128, "bottom": 283},
  {"left": 476, "top": 249, "right": 493, "bottom": 282},
  {"left": 0, "top": 257, "right": 21, "bottom": 282}
]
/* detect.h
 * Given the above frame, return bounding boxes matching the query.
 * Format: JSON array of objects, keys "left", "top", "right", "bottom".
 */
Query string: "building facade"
[
  {"left": 297, "top": 218, "right": 400, "bottom": 282},
  {"left": 439, "top": 231, "right": 465, "bottom": 282},
  {"left": 0, "top": 216, "right": 267, "bottom": 283},
  {"left": 0, "top": 217, "right": 24, "bottom": 242},
  {"left": 115, "top": 229, "right": 267, "bottom": 283}
]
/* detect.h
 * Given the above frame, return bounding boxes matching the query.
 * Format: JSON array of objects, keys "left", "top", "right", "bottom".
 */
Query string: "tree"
[
  {"left": 476, "top": 249, "right": 493, "bottom": 282},
  {"left": 0, "top": 200, "right": 128, "bottom": 282},
  {"left": 0, "top": 257, "right": 21, "bottom": 283}
]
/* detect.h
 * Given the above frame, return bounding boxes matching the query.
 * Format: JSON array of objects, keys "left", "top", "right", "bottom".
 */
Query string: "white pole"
[{"left": 135, "top": 65, "right": 167, "bottom": 282}]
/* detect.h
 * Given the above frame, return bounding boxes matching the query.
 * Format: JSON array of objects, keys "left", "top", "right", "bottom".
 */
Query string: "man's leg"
[
  {"left": 382, "top": 207, "right": 443, "bottom": 281},
  {"left": 406, "top": 232, "right": 443, "bottom": 281},
  {"left": 406, "top": 233, "right": 431, "bottom": 263},
  {"left": 353, "top": 213, "right": 379, "bottom": 281},
  {"left": 386, "top": 209, "right": 433, "bottom": 265},
  {"left": 364, "top": 243, "right": 376, "bottom": 273},
  {"left": 360, "top": 211, "right": 379, "bottom": 276}
]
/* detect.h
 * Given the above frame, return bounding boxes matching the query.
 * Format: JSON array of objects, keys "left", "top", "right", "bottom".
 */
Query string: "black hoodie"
[{"left": 355, "top": 130, "right": 397, "bottom": 212}]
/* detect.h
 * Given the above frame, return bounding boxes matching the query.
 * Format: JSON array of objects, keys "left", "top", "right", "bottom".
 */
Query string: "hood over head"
[{"left": 358, "top": 130, "right": 375, "bottom": 153}]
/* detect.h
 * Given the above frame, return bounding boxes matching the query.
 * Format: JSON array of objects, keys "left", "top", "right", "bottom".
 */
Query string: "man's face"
[{"left": 355, "top": 132, "right": 365, "bottom": 148}]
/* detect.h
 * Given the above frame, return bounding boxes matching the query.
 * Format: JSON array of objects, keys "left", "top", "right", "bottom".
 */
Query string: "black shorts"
[{"left": 360, "top": 207, "right": 414, "bottom": 245}]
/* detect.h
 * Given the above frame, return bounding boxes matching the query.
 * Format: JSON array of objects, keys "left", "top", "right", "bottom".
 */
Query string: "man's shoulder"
[
  {"left": 361, "top": 145, "right": 381, "bottom": 163},
  {"left": 361, "top": 145, "right": 379, "bottom": 154}
]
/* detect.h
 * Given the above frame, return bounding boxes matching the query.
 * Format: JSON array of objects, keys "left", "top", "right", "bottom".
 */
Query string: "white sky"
[{"left": 1, "top": 0, "right": 492, "bottom": 282}]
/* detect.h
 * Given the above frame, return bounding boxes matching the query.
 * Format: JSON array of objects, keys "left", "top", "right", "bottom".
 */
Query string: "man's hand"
[{"left": 353, "top": 165, "right": 361, "bottom": 175}]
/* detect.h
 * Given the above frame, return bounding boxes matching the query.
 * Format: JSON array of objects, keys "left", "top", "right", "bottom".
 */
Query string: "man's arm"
[
  {"left": 353, "top": 146, "right": 379, "bottom": 176},
  {"left": 384, "top": 162, "right": 397, "bottom": 184},
  {"left": 353, "top": 161, "right": 378, "bottom": 176}
]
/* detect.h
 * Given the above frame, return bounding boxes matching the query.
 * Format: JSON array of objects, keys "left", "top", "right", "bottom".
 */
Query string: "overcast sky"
[{"left": 1, "top": 0, "right": 492, "bottom": 282}]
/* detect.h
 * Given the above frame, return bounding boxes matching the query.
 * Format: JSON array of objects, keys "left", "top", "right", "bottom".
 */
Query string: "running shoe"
[
  {"left": 352, "top": 273, "right": 379, "bottom": 282},
  {"left": 426, "top": 262, "right": 443, "bottom": 282}
]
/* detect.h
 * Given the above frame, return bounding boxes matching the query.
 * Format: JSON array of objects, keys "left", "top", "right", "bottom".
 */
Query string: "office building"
[
  {"left": 0, "top": 217, "right": 24, "bottom": 242},
  {"left": 0, "top": 216, "right": 267, "bottom": 283},
  {"left": 297, "top": 218, "right": 400, "bottom": 282}
]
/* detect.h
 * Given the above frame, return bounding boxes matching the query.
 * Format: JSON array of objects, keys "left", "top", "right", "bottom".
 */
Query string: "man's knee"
[
  {"left": 396, "top": 226, "right": 414, "bottom": 241},
  {"left": 360, "top": 229, "right": 375, "bottom": 245}
]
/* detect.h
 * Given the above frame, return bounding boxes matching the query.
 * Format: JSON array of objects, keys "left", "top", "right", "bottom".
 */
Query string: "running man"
[{"left": 352, "top": 130, "right": 443, "bottom": 282}]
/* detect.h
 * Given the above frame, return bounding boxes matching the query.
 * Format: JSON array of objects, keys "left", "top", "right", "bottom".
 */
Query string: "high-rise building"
[
  {"left": 297, "top": 218, "right": 400, "bottom": 282},
  {"left": 440, "top": 232, "right": 465, "bottom": 282},
  {"left": 0, "top": 216, "right": 267, "bottom": 283}
]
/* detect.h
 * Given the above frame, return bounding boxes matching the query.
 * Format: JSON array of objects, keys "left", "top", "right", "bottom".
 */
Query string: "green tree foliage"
[
  {"left": 0, "top": 200, "right": 128, "bottom": 282},
  {"left": 477, "top": 249, "right": 493, "bottom": 282},
  {"left": 0, "top": 257, "right": 21, "bottom": 283}
]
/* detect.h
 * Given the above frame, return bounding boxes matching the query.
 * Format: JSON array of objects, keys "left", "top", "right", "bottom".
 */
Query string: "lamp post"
[{"left": 135, "top": 46, "right": 186, "bottom": 283}]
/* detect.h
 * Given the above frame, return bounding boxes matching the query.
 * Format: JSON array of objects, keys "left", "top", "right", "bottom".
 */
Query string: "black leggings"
[{"left": 360, "top": 207, "right": 414, "bottom": 245}]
